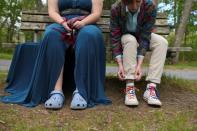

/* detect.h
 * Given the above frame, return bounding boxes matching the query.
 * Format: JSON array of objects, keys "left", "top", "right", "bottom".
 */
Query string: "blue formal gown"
[{"left": 0, "top": 0, "right": 111, "bottom": 107}]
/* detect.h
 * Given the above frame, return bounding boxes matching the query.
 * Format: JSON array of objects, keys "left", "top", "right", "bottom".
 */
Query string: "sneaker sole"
[
  {"left": 143, "top": 97, "right": 162, "bottom": 107},
  {"left": 70, "top": 106, "right": 87, "bottom": 110},
  {"left": 125, "top": 101, "right": 139, "bottom": 106},
  {"left": 45, "top": 105, "right": 64, "bottom": 110},
  {"left": 45, "top": 102, "right": 64, "bottom": 110},
  {"left": 70, "top": 104, "right": 87, "bottom": 110}
]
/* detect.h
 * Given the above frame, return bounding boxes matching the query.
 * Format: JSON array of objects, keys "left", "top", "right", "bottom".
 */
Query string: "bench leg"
[
  {"left": 166, "top": 51, "right": 177, "bottom": 64},
  {"left": 33, "top": 32, "right": 38, "bottom": 43}
]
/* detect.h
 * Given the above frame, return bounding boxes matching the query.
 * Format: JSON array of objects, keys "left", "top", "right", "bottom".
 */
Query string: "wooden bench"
[{"left": 19, "top": 10, "right": 192, "bottom": 62}]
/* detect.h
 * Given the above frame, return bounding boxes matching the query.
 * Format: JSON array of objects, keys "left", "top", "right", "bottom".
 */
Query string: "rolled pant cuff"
[
  {"left": 146, "top": 77, "right": 161, "bottom": 84},
  {"left": 124, "top": 75, "right": 135, "bottom": 80}
]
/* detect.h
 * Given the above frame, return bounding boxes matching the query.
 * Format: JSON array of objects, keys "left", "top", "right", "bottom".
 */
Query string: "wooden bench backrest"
[
  {"left": 21, "top": 10, "right": 170, "bottom": 35},
  {"left": 20, "top": 10, "right": 170, "bottom": 62}
]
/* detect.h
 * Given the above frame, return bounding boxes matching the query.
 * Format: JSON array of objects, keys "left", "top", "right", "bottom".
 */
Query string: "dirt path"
[
  {"left": 0, "top": 77, "right": 197, "bottom": 130},
  {"left": 106, "top": 66, "right": 197, "bottom": 80},
  {"left": 0, "top": 60, "right": 10, "bottom": 71},
  {"left": 1, "top": 59, "right": 197, "bottom": 80}
]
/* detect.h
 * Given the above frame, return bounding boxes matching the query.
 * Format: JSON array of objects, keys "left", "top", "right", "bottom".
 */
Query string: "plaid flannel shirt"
[{"left": 110, "top": 0, "right": 157, "bottom": 58}]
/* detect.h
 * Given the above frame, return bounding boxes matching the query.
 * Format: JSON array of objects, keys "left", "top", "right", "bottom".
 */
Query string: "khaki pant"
[{"left": 121, "top": 33, "right": 168, "bottom": 84}]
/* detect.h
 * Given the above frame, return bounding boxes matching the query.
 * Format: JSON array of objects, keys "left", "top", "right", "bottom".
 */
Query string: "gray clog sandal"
[
  {"left": 45, "top": 90, "right": 65, "bottom": 109},
  {"left": 70, "top": 89, "right": 87, "bottom": 109}
]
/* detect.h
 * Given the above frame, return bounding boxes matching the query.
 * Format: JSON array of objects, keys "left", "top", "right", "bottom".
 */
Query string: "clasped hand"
[{"left": 62, "top": 20, "right": 85, "bottom": 31}]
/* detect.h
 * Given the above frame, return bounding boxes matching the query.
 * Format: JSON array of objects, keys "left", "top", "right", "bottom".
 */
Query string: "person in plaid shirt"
[{"left": 110, "top": 0, "right": 168, "bottom": 106}]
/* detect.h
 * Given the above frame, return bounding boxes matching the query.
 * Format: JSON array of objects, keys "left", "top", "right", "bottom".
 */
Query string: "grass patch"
[
  {"left": 0, "top": 52, "right": 12, "bottom": 60},
  {"left": 162, "top": 75, "right": 197, "bottom": 93},
  {"left": 0, "top": 105, "right": 196, "bottom": 131},
  {"left": 0, "top": 73, "right": 197, "bottom": 130},
  {"left": 0, "top": 71, "right": 7, "bottom": 83},
  {"left": 106, "top": 62, "right": 116, "bottom": 67},
  {"left": 164, "top": 61, "right": 197, "bottom": 70},
  {"left": 158, "top": 111, "right": 197, "bottom": 131}
]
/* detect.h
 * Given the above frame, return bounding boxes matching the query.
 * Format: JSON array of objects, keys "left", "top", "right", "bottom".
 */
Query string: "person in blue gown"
[{"left": 0, "top": 0, "right": 111, "bottom": 109}]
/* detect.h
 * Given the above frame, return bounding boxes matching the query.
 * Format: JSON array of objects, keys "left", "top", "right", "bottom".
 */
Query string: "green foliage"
[
  {"left": 162, "top": 75, "right": 197, "bottom": 93},
  {"left": 0, "top": 71, "right": 7, "bottom": 83},
  {"left": 166, "top": 32, "right": 197, "bottom": 62},
  {"left": 0, "top": 0, "right": 22, "bottom": 42},
  {"left": 21, "top": 0, "right": 43, "bottom": 10},
  {"left": 166, "top": 32, "right": 175, "bottom": 46},
  {"left": 0, "top": 0, "right": 44, "bottom": 44},
  {"left": 179, "top": 51, "right": 197, "bottom": 61},
  {"left": 0, "top": 0, "right": 6, "bottom": 17},
  {"left": 0, "top": 52, "right": 13, "bottom": 60}
]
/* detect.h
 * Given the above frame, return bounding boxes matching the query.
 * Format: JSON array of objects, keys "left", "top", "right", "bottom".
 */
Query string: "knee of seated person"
[
  {"left": 121, "top": 34, "right": 138, "bottom": 47},
  {"left": 44, "top": 24, "right": 61, "bottom": 37},
  {"left": 79, "top": 25, "right": 102, "bottom": 38},
  {"left": 159, "top": 36, "right": 168, "bottom": 49},
  {"left": 44, "top": 29, "right": 57, "bottom": 37},
  {"left": 163, "top": 38, "right": 169, "bottom": 47}
]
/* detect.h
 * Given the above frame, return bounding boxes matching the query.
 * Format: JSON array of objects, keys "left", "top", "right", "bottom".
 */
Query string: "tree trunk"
[
  {"left": 173, "top": 0, "right": 194, "bottom": 63},
  {"left": 0, "top": 17, "right": 8, "bottom": 30},
  {"left": 174, "top": 0, "right": 177, "bottom": 31},
  {"left": 7, "top": 26, "right": 11, "bottom": 42}
]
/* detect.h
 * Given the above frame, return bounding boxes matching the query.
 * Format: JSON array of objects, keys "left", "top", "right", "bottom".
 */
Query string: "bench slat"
[
  {"left": 1, "top": 43, "right": 17, "bottom": 48},
  {"left": 22, "top": 10, "right": 167, "bottom": 18},
  {"left": 20, "top": 22, "right": 110, "bottom": 33},
  {"left": 155, "top": 19, "right": 168, "bottom": 26},
  {"left": 22, "top": 10, "right": 48, "bottom": 15},
  {"left": 154, "top": 26, "right": 170, "bottom": 35},
  {"left": 22, "top": 14, "right": 168, "bottom": 27},
  {"left": 22, "top": 14, "right": 52, "bottom": 23},
  {"left": 21, "top": 23, "right": 47, "bottom": 31},
  {"left": 21, "top": 14, "right": 111, "bottom": 25},
  {"left": 167, "top": 47, "right": 192, "bottom": 52},
  {"left": 22, "top": 10, "right": 111, "bottom": 16},
  {"left": 21, "top": 22, "right": 169, "bottom": 34}
]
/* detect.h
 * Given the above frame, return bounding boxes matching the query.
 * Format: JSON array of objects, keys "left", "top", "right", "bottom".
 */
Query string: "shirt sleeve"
[
  {"left": 137, "top": 1, "right": 157, "bottom": 56},
  {"left": 110, "top": 5, "right": 123, "bottom": 58}
]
